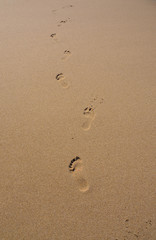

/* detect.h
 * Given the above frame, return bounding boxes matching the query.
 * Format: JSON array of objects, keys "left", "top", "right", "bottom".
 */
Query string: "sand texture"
[{"left": 0, "top": 0, "right": 156, "bottom": 239}]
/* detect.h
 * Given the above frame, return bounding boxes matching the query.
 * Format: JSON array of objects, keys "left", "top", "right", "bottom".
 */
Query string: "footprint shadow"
[
  {"left": 56, "top": 73, "right": 69, "bottom": 88},
  {"left": 69, "top": 156, "right": 89, "bottom": 192},
  {"left": 82, "top": 107, "right": 95, "bottom": 131}
]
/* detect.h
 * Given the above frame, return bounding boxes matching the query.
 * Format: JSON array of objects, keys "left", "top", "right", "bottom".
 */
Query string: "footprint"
[
  {"left": 57, "top": 18, "right": 70, "bottom": 27},
  {"left": 90, "top": 95, "right": 104, "bottom": 105},
  {"left": 52, "top": 5, "right": 73, "bottom": 12},
  {"left": 62, "top": 5, "right": 73, "bottom": 9},
  {"left": 69, "top": 156, "right": 89, "bottom": 192},
  {"left": 58, "top": 20, "right": 67, "bottom": 27},
  {"left": 62, "top": 50, "right": 71, "bottom": 60},
  {"left": 82, "top": 107, "right": 95, "bottom": 131},
  {"left": 52, "top": 9, "right": 57, "bottom": 13},
  {"left": 50, "top": 33, "right": 58, "bottom": 42},
  {"left": 56, "top": 73, "right": 69, "bottom": 88}
]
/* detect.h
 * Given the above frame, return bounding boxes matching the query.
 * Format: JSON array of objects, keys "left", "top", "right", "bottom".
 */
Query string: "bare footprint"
[
  {"left": 56, "top": 73, "right": 69, "bottom": 88},
  {"left": 57, "top": 18, "right": 71, "bottom": 27},
  {"left": 69, "top": 156, "right": 89, "bottom": 192},
  {"left": 62, "top": 50, "right": 71, "bottom": 60},
  {"left": 58, "top": 20, "right": 67, "bottom": 27},
  {"left": 82, "top": 107, "right": 95, "bottom": 131},
  {"left": 62, "top": 5, "right": 73, "bottom": 9},
  {"left": 50, "top": 33, "right": 58, "bottom": 42},
  {"left": 52, "top": 5, "right": 73, "bottom": 13}
]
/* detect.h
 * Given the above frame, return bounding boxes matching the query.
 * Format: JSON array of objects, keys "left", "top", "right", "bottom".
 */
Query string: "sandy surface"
[{"left": 0, "top": 0, "right": 156, "bottom": 239}]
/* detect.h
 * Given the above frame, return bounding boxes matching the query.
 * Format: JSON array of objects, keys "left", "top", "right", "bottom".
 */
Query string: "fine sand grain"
[{"left": 0, "top": 0, "right": 156, "bottom": 239}]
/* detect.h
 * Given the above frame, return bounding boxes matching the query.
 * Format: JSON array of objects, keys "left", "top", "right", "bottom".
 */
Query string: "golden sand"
[{"left": 0, "top": 0, "right": 156, "bottom": 239}]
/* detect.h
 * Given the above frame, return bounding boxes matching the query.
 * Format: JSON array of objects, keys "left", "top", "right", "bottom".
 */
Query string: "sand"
[{"left": 0, "top": 0, "right": 156, "bottom": 239}]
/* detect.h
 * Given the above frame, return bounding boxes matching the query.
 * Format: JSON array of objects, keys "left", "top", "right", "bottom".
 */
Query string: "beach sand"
[{"left": 0, "top": 0, "right": 156, "bottom": 239}]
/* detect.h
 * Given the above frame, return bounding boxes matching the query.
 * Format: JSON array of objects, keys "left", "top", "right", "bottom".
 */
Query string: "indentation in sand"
[
  {"left": 56, "top": 73, "right": 69, "bottom": 88},
  {"left": 52, "top": 5, "right": 73, "bottom": 13},
  {"left": 69, "top": 156, "right": 89, "bottom": 192},
  {"left": 62, "top": 5, "right": 73, "bottom": 9},
  {"left": 57, "top": 18, "right": 71, "bottom": 27},
  {"left": 62, "top": 50, "right": 71, "bottom": 60},
  {"left": 58, "top": 20, "right": 67, "bottom": 27},
  {"left": 50, "top": 33, "right": 58, "bottom": 42},
  {"left": 82, "top": 106, "right": 95, "bottom": 131}
]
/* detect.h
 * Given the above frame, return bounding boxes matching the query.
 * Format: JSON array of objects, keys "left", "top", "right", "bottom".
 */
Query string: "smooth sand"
[{"left": 0, "top": 0, "right": 156, "bottom": 239}]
